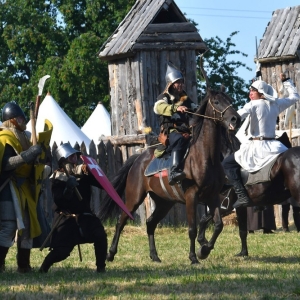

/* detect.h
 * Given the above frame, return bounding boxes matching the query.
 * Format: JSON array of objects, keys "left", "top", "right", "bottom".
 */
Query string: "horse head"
[
  {"left": 198, "top": 53, "right": 240, "bottom": 130},
  {"left": 205, "top": 89, "right": 241, "bottom": 130}
]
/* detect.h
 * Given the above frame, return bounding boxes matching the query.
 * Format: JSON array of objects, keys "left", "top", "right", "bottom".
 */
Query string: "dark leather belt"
[{"left": 249, "top": 137, "right": 275, "bottom": 141}]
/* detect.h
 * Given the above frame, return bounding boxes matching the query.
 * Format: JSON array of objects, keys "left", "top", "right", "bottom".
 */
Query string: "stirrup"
[{"left": 169, "top": 172, "right": 186, "bottom": 185}]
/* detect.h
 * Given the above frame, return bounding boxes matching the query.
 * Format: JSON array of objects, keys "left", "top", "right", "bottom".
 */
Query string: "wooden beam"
[
  {"left": 99, "top": 51, "right": 135, "bottom": 61},
  {"left": 144, "top": 23, "right": 197, "bottom": 34},
  {"left": 132, "top": 42, "right": 208, "bottom": 51},
  {"left": 100, "top": 134, "right": 146, "bottom": 145},
  {"left": 137, "top": 32, "right": 202, "bottom": 43},
  {"left": 256, "top": 55, "right": 297, "bottom": 64}
]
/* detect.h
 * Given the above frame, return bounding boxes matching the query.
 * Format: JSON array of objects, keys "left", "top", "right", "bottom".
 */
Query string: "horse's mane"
[{"left": 190, "top": 97, "right": 208, "bottom": 145}]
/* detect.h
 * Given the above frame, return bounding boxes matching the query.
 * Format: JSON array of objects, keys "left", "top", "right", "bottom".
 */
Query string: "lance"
[
  {"left": 35, "top": 75, "right": 50, "bottom": 120},
  {"left": 30, "top": 75, "right": 50, "bottom": 145}
]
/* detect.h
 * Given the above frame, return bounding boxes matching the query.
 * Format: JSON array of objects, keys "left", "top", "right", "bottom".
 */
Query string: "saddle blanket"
[
  {"left": 144, "top": 156, "right": 171, "bottom": 177},
  {"left": 244, "top": 157, "right": 277, "bottom": 186}
]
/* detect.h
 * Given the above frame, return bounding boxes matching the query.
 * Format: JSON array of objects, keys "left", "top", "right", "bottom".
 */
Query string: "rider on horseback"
[
  {"left": 222, "top": 73, "right": 300, "bottom": 209},
  {"left": 154, "top": 62, "right": 198, "bottom": 185}
]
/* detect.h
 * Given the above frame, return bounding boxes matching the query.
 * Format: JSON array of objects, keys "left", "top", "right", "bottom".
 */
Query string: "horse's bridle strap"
[{"left": 186, "top": 99, "right": 232, "bottom": 122}]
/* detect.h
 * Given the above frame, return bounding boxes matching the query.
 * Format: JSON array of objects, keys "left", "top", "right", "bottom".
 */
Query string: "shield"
[
  {"left": 34, "top": 119, "right": 53, "bottom": 202},
  {"left": 81, "top": 155, "right": 134, "bottom": 220}
]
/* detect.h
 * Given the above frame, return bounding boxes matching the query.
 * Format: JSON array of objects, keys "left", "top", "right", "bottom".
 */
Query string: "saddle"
[
  {"left": 241, "top": 156, "right": 278, "bottom": 186},
  {"left": 241, "top": 132, "right": 291, "bottom": 186},
  {"left": 144, "top": 154, "right": 171, "bottom": 177}
]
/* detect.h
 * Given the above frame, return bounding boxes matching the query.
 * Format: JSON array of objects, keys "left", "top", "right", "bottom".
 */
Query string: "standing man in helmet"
[
  {"left": 222, "top": 74, "right": 300, "bottom": 209},
  {"left": 154, "top": 62, "right": 198, "bottom": 185},
  {"left": 0, "top": 102, "right": 42, "bottom": 273},
  {"left": 39, "top": 143, "right": 107, "bottom": 273}
]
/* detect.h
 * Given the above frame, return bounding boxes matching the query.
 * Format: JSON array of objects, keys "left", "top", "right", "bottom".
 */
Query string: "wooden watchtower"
[
  {"left": 256, "top": 5, "right": 300, "bottom": 144},
  {"left": 98, "top": 0, "right": 207, "bottom": 137}
]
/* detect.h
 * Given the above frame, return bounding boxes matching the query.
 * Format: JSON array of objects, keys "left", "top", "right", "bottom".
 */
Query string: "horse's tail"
[{"left": 98, "top": 154, "right": 140, "bottom": 221}]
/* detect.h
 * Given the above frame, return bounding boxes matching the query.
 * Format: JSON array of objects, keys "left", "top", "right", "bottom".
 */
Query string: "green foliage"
[
  {"left": 0, "top": 0, "right": 135, "bottom": 126},
  {"left": 198, "top": 32, "right": 252, "bottom": 109}
]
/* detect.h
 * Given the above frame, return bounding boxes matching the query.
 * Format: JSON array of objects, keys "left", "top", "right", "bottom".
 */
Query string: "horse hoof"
[
  {"left": 191, "top": 259, "right": 199, "bottom": 265},
  {"left": 150, "top": 255, "right": 161, "bottom": 263},
  {"left": 197, "top": 245, "right": 211, "bottom": 260},
  {"left": 234, "top": 251, "right": 248, "bottom": 257},
  {"left": 106, "top": 253, "right": 115, "bottom": 262}
]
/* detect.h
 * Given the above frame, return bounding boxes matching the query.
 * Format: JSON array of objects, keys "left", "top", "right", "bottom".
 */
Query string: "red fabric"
[
  {"left": 81, "top": 155, "right": 134, "bottom": 220},
  {"left": 154, "top": 169, "right": 168, "bottom": 178}
]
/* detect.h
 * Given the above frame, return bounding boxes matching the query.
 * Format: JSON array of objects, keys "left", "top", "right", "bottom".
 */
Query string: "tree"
[
  {"left": 0, "top": 0, "right": 135, "bottom": 126},
  {"left": 197, "top": 31, "right": 252, "bottom": 109},
  {"left": 0, "top": 0, "right": 63, "bottom": 116}
]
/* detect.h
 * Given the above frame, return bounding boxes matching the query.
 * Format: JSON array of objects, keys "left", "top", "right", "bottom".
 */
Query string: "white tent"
[
  {"left": 27, "top": 94, "right": 91, "bottom": 149},
  {"left": 81, "top": 102, "right": 111, "bottom": 142}
]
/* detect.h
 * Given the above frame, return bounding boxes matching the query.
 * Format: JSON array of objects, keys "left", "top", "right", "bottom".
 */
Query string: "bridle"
[{"left": 187, "top": 97, "right": 232, "bottom": 123}]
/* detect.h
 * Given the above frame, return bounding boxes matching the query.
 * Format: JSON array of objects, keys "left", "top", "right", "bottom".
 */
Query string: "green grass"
[{"left": 0, "top": 225, "right": 300, "bottom": 299}]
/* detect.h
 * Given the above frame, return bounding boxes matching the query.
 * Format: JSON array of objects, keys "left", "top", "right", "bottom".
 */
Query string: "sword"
[
  {"left": 78, "top": 244, "right": 82, "bottom": 262},
  {"left": 39, "top": 212, "right": 64, "bottom": 251}
]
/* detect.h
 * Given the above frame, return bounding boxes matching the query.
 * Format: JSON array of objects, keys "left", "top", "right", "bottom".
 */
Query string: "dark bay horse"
[
  {"left": 100, "top": 90, "right": 240, "bottom": 264},
  {"left": 198, "top": 130, "right": 298, "bottom": 257}
]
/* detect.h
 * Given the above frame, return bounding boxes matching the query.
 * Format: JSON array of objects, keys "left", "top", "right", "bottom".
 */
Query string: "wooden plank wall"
[{"left": 108, "top": 50, "right": 198, "bottom": 136}]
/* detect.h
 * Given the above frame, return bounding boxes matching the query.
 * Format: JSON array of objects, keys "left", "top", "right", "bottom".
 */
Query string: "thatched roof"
[
  {"left": 98, "top": 0, "right": 207, "bottom": 61},
  {"left": 257, "top": 5, "right": 300, "bottom": 63}
]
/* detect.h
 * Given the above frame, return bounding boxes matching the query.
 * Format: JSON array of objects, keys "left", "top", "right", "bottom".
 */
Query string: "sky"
[{"left": 174, "top": 0, "right": 300, "bottom": 82}]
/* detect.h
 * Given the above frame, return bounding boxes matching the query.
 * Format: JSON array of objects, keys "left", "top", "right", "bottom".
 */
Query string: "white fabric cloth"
[{"left": 235, "top": 79, "right": 299, "bottom": 172}]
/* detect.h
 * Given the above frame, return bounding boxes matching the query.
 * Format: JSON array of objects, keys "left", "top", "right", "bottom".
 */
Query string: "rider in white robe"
[
  {"left": 222, "top": 74, "right": 300, "bottom": 209},
  {"left": 235, "top": 78, "right": 299, "bottom": 172}
]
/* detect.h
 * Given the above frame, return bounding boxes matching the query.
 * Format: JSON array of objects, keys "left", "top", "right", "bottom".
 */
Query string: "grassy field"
[{"left": 0, "top": 224, "right": 300, "bottom": 299}]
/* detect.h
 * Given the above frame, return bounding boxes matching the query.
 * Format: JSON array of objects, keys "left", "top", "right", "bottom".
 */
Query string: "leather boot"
[
  {"left": 232, "top": 180, "right": 252, "bottom": 209},
  {"left": 17, "top": 248, "right": 32, "bottom": 273},
  {"left": 0, "top": 246, "right": 9, "bottom": 272},
  {"left": 168, "top": 150, "right": 186, "bottom": 186},
  {"left": 95, "top": 238, "right": 107, "bottom": 273},
  {"left": 39, "top": 255, "right": 54, "bottom": 273},
  {"left": 281, "top": 203, "right": 290, "bottom": 232}
]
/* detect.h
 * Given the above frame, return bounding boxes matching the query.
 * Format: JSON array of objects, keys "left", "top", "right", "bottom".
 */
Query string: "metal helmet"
[
  {"left": 55, "top": 143, "right": 81, "bottom": 165},
  {"left": 2, "top": 102, "right": 26, "bottom": 122},
  {"left": 165, "top": 62, "right": 184, "bottom": 87}
]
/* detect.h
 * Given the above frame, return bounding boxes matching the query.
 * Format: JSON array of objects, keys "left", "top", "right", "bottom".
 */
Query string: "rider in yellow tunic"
[
  {"left": 0, "top": 130, "right": 41, "bottom": 238},
  {"left": 0, "top": 102, "right": 42, "bottom": 273}
]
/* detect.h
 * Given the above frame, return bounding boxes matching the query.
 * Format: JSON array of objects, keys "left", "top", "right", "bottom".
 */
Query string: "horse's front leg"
[
  {"left": 107, "top": 212, "right": 129, "bottom": 262},
  {"left": 197, "top": 204, "right": 211, "bottom": 246},
  {"left": 186, "top": 195, "right": 199, "bottom": 264},
  {"left": 197, "top": 198, "right": 223, "bottom": 260},
  {"left": 235, "top": 206, "right": 248, "bottom": 256}
]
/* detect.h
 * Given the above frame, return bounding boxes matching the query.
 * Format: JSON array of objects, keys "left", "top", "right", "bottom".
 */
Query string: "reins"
[{"left": 186, "top": 98, "right": 232, "bottom": 122}]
